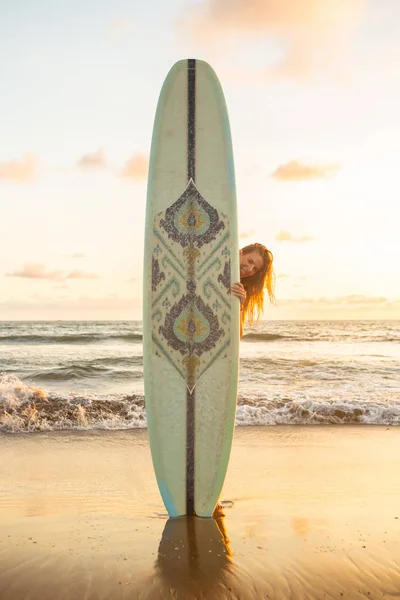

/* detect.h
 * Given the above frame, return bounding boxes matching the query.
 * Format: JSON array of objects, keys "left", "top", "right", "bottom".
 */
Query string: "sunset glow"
[{"left": 1, "top": 0, "right": 399, "bottom": 320}]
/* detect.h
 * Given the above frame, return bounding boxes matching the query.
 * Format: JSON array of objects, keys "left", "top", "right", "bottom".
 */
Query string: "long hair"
[{"left": 240, "top": 243, "right": 275, "bottom": 331}]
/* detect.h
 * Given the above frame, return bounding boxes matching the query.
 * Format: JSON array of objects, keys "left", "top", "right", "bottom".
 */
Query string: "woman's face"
[{"left": 239, "top": 250, "right": 264, "bottom": 279}]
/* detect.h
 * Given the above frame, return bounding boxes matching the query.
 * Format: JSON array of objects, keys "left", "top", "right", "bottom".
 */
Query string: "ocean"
[{"left": 0, "top": 320, "right": 399, "bottom": 433}]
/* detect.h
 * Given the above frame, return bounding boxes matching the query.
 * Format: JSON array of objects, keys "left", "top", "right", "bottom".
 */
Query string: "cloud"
[
  {"left": 239, "top": 230, "right": 256, "bottom": 240},
  {"left": 385, "top": 298, "right": 400, "bottom": 310},
  {"left": 271, "top": 161, "right": 341, "bottom": 181},
  {"left": 279, "top": 295, "right": 392, "bottom": 308},
  {"left": 121, "top": 154, "right": 148, "bottom": 180},
  {"left": 342, "top": 294, "right": 388, "bottom": 305},
  {"left": 277, "top": 273, "right": 307, "bottom": 280},
  {"left": 273, "top": 294, "right": 398, "bottom": 319},
  {"left": 0, "top": 153, "right": 38, "bottom": 182},
  {"left": 181, "top": 0, "right": 365, "bottom": 79},
  {"left": 77, "top": 149, "right": 106, "bottom": 169},
  {"left": 108, "top": 17, "right": 135, "bottom": 41},
  {"left": 0, "top": 296, "right": 141, "bottom": 319},
  {"left": 7, "top": 264, "right": 64, "bottom": 281},
  {"left": 66, "top": 270, "right": 98, "bottom": 280},
  {"left": 6, "top": 263, "right": 98, "bottom": 281},
  {"left": 275, "top": 230, "right": 315, "bottom": 243}
]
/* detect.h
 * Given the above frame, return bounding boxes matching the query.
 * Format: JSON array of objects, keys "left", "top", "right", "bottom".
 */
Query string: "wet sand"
[{"left": 1, "top": 426, "right": 400, "bottom": 599}]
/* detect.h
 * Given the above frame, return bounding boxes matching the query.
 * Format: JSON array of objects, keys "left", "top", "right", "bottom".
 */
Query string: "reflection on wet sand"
[{"left": 155, "top": 513, "right": 233, "bottom": 597}]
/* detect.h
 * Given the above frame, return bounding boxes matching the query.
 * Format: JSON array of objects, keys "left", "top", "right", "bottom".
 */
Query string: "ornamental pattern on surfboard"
[{"left": 151, "top": 178, "right": 231, "bottom": 392}]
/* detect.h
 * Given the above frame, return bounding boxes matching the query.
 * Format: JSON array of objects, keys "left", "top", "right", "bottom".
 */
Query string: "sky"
[{"left": 1, "top": 0, "right": 400, "bottom": 321}]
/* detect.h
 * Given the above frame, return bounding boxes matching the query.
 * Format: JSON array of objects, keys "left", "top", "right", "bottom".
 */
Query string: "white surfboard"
[{"left": 143, "top": 59, "right": 239, "bottom": 517}]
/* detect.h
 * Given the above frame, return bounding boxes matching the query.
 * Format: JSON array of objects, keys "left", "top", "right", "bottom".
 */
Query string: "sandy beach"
[{"left": 1, "top": 425, "right": 400, "bottom": 599}]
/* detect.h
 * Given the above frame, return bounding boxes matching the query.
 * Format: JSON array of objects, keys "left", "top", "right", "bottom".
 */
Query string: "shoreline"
[{"left": 1, "top": 425, "right": 400, "bottom": 599}]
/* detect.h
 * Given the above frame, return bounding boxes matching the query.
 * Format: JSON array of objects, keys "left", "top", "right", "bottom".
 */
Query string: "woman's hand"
[{"left": 231, "top": 282, "right": 246, "bottom": 304}]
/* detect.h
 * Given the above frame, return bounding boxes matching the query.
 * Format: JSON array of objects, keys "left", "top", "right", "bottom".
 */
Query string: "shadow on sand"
[{"left": 153, "top": 511, "right": 233, "bottom": 598}]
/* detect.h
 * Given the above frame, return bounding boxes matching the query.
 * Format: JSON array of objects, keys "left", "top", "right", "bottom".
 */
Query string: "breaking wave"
[{"left": 1, "top": 376, "right": 399, "bottom": 434}]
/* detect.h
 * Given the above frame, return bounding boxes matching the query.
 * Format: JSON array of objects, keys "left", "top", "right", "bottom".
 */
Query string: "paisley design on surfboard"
[
  {"left": 217, "top": 260, "right": 231, "bottom": 292},
  {"left": 152, "top": 257, "right": 165, "bottom": 292},
  {"left": 151, "top": 179, "right": 231, "bottom": 393},
  {"left": 159, "top": 179, "right": 224, "bottom": 248}
]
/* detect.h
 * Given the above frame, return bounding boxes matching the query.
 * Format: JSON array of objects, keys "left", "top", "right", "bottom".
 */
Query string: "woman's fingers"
[{"left": 231, "top": 282, "right": 247, "bottom": 303}]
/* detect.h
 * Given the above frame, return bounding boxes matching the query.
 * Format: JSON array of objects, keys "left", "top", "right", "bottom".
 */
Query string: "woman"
[{"left": 231, "top": 243, "right": 275, "bottom": 337}]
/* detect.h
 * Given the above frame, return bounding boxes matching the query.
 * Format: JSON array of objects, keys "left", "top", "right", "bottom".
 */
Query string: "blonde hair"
[{"left": 240, "top": 243, "right": 275, "bottom": 332}]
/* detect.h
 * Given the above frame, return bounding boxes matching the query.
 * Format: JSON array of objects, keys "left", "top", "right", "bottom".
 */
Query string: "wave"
[
  {"left": 0, "top": 376, "right": 146, "bottom": 433},
  {"left": 0, "top": 333, "right": 143, "bottom": 344},
  {"left": 235, "top": 396, "right": 400, "bottom": 426},
  {"left": 24, "top": 356, "right": 143, "bottom": 382},
  {"left": 242, "top": 332, "right": 399, "bottom": 343},
  {"left": 2, "top": 323, "right": 399, "bottom": 345},
  {"left": 242, "top": 333, "right": 287, "bottom": 342},
  {"left": 1, "top": 376, "right": 399, "bottom": 434},
  {"left": 28, "top": 366, "right": 140, "bottom": 382}
]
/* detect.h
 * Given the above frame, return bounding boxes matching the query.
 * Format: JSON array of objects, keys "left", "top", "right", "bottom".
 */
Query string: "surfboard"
[{"left": 143, "top": 58, "right": 239, "bottom": 517}]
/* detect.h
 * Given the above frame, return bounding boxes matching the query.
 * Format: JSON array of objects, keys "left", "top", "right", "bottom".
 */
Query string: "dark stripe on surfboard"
[
  {"left": 187, "top": 59, "right": 196, "bottom": 182},
  {"left": 186, "top": 389, "right": 195, "bottom": 515},
  {"left": 186, "top": 58, "right": 196, "bottom": 516}
]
